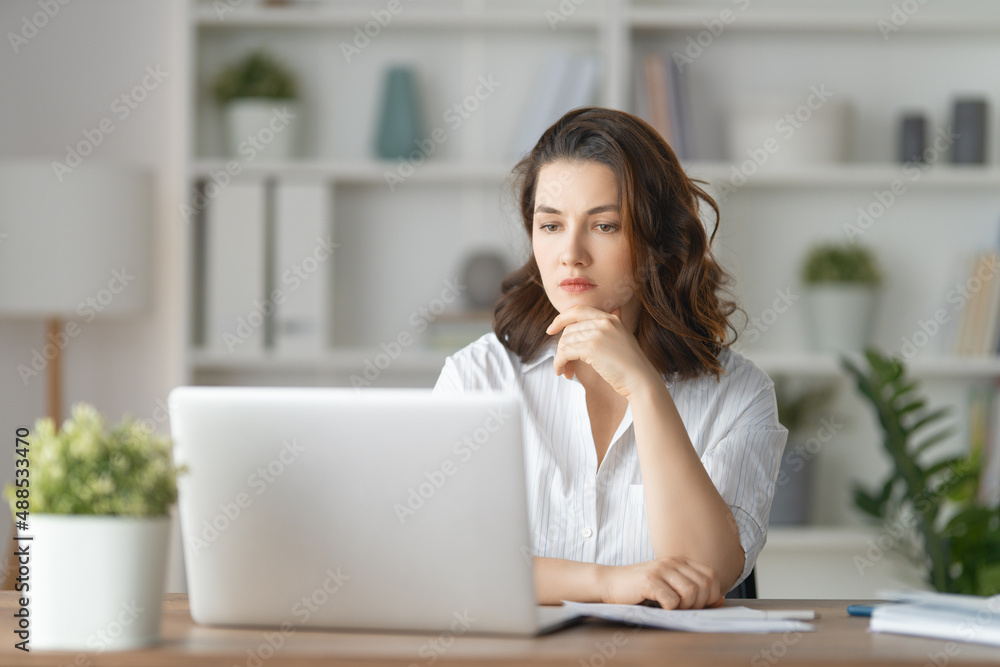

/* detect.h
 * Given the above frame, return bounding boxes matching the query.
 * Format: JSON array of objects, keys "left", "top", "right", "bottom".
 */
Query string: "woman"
[{"left": 433, "top": 107, "right": 787, "bottom": 610}]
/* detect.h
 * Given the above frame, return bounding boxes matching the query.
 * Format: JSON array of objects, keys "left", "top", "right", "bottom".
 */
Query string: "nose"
[{"left": 559, "top": 225, "right": 590, "bottom": 267}]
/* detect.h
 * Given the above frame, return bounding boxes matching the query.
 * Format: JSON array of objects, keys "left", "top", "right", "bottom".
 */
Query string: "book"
[
  {"left": 871, "top": 590, "right": 1000, "bottom": 647},
  {"left": 273, "top": 182, "right": 332, "bottom": 355},
  {"left": 637, "top": 52, "right": 692, "bottom": 159},
  {"left": 203, "top": 181, "right": 266, "bottom": 355},
  {"left": 980, "top": 380, "right": 1000, "bottom": 506},
  {"left": 508, "top": 52, "right": 601, "bottom": 160}
]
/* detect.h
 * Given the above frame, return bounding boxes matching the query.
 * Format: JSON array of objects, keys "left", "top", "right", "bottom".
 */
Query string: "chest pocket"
[{"left": 621, "top": 484, "right": 654, "bottom": 565}]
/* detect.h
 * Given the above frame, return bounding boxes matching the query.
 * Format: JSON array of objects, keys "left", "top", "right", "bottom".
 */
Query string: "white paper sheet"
[{"left": 561, "top": 601, "right": 816, "bottom": 634}]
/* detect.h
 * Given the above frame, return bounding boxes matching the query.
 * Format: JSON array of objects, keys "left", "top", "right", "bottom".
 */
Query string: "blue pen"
[{"left": 847, "top": 604, "right": 876, "bottom": 617}]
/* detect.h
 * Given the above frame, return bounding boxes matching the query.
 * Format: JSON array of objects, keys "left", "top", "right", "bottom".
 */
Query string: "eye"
[
  {"left": 596, "top": 223, "right": 618, "bottom": 233},
  {"left": 538, "top": 222, "right": 560, "bottom": 232}
]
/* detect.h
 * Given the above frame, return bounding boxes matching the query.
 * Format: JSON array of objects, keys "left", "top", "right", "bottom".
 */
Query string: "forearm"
[
  {"left": 532, "top": 556, "right": 607, "bottom": 605},
  {"left": 628, "top": 379, "right": 745, "bottom": 590}
]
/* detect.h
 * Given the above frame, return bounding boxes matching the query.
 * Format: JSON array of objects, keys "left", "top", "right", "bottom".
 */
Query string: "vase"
[
  {"left": 25, "top": 514, "right": 171, "bottom": 651},
  {"left": 374, "top": 66, "right": 423, "bottom": 160},
  {"left": 768, "top": 434, "right": 816, "bottom": 525},
  {"left": 802, "top": 285, "right": 878, "bottom": 353},
  {"left": 224, "top": 98, "right": 298, "bottom": 159}
]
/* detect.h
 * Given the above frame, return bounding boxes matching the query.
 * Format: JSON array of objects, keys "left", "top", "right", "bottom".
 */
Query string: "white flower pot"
[
  {"left": 224, "top": 99, "right": 298, "bottom": 160},
  {"left": 25, "top": 515, "right": 171, "bottom": 651},
  {"left": 728, "top": 94, "right": 852, "bottom": 168},
  {"left": 803, "top": 285, "right": 878, "bottom": 353}
]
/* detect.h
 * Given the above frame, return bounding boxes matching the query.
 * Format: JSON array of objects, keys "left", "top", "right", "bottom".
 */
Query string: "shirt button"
[{"left": 581, "top": 527, "right": 594, "bottom": 539}]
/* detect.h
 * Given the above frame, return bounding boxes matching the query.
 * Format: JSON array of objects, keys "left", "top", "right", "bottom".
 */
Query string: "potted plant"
[
  {"left": 800, "top": 242, "right": 883, "bottom": 352},
  {"left": 843, "top": 349, "right": 1000, "bottom": 595},
  {"left": 212, "top": 50, "right": 299, "bottom": 159},
  {"left": 4, "top": 404, "right": 186, "bottom": 650}
]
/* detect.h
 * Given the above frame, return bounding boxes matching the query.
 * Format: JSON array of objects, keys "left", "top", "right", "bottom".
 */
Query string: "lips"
[{"left": 559, "top": 277, "right": 596, "bottom": 293}]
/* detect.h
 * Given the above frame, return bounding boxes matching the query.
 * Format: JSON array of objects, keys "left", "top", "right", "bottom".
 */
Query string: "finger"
[
  {"left": 678, "top": 560, "right": 722, "bottom": 605},
  {"left": 660, "top": 568, "right": 704, "bottom": 610},
  {"left": 545, "top": 305, "right": 618, "bottom": 335},
  {"left": 647, "top": 580, "right": 681, "bottom": 610}
]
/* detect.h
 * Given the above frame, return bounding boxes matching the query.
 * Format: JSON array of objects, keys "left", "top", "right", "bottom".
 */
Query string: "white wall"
[{"left": 0, "top": 0, "right": 187, "bottom": 591}]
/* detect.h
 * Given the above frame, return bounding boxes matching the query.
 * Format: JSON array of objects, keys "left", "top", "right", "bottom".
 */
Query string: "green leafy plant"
[
  {"left": 4, "top": 404, "right": 186, "bottom": 517},
  {"left": 212, "top": 50, "right": 298, "bottom": 105},
  {"left": 843, "top": 349, "right": 1000, "bottom": 595},
  {"left": 802, "top": 242, "right": 882, "bottom": 286}
]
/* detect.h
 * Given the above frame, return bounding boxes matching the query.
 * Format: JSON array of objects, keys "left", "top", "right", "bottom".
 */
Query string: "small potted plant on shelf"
[
  {"left": 212, "top": 50, "right": 299, "bottom": 159},
  {"left": 4, "top": 404, "right": 186, "bottom": 651},
  {"left": 843, "top": 349, "right": 1000, "bottom": 595},
  {"left": 800, "top": 241, "right": 883, "bottom": 352}
]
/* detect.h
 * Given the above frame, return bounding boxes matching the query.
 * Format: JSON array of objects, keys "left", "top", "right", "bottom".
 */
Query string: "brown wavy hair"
[{"left": 493, "top": 107, "right": 742, "bottom": 381}]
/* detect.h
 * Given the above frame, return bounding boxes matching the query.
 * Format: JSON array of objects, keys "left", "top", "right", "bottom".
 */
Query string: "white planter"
[
  {"left": 26, "top": 515, "right": 171, "bottom": 651},
  {"left": 224, "top": 99, "right": 298, "bottom": 160},
  {"left": 803, "top": 285, "right": 878, "bottom": 353},
  {"left": 728, "top": 94, "right": 852, "bottom": 169}
]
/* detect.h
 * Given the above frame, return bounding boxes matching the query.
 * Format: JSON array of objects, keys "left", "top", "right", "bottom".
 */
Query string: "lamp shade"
[{"left": 0, "top": 160, "right": 152, "bottom": 318}]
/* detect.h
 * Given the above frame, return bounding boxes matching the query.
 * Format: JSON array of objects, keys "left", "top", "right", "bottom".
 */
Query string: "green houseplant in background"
[
  {"left": 842, "top": 349, "right": 1000, "bottom": 595},
  {"left": 212, "top": 50, "right": 300, "bottom": 159},
  {"left": 801, "top": 242, "right": 883, "bottom": 353},
  {"left": 4, "top": 404, "right": 186, "bottom": 650}
]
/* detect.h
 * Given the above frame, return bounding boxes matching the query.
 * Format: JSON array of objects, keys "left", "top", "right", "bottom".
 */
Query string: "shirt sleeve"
[
  {"left": 698, "top": 372, "right": 787, "bottom": 591},
  {"left": 432, "top": 354, "right": 465, "bottom": 395}
]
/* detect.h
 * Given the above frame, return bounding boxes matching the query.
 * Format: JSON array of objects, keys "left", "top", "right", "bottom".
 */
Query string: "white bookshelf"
[{"left": 183, "top": 0, "right": 1000, "bottom": 596}]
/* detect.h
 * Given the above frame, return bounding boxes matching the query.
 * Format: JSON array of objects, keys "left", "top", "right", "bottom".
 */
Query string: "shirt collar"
[{"left": 520, "top": 337, "right": 558, "bottom": 373}]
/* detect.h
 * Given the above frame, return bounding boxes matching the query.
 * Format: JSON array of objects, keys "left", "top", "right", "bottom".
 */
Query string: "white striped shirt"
[{"left": 432, "top": 332, "right": 787, "bottom": 589}]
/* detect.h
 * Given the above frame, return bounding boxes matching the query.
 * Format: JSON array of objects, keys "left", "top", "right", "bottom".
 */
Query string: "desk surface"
[{"left": 2, "top": 593, "right": 999, "bottom": 666}]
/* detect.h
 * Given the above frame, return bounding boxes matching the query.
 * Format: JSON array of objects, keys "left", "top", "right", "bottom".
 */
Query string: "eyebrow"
[{"left": 534, "top": 204, "right": 620, "bottom": 215}]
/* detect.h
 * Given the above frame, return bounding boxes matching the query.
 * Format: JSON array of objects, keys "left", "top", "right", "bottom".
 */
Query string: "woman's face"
[{"left": 531, "top": 159, "right": 639, "bottom": 331}]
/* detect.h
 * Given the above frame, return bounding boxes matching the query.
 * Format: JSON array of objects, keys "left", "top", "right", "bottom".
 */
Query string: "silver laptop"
[{"left": 168, "top": 386, "right": 583, "bottom": 636}]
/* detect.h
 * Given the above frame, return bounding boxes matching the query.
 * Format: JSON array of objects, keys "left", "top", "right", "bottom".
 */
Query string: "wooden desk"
[{"left": 2, "top": 593, "right": 999, "bottom": 666}]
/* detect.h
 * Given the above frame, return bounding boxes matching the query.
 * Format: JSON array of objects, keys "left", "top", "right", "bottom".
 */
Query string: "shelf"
[
  {"left": 747, "top": 351, "right": 1000, "bottom": 379},
  {"left": 189, "top": 159, "right": 513, "bottom": 185},
  {"left": 193, "top": 5, "right": 602, "bottom": 30},
  {"left": 683, "top": 162, "right": 1000, "bottom": 190},
  {"left": 188, "top": 347, "right": 451, "bottom": 374},
  {"left": 629, "top": 7, "right": 1000, "bottom": 33},
  {"left": 188, "top": 347, "right": 1000, "bottom": 380},
  {"left": 190, "top": 160, "right": 1000, "bottom": 189},
  {"left": 764, "top": 525, "right": 883, "bottom": 549}
]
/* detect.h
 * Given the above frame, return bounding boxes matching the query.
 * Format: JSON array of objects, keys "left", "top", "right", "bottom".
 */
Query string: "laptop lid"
[{"left": 169, "top": 386, "right": 571, "bottom": 635}]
